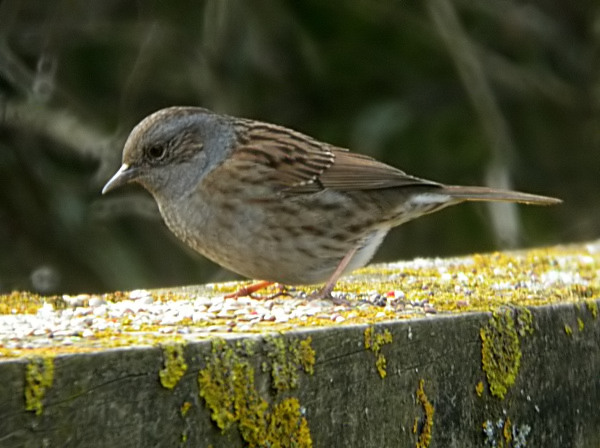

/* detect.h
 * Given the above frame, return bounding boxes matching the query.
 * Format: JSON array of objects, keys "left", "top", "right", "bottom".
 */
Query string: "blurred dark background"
[{"left": 0, "top": 0, "right": 598, "bottom": 294}]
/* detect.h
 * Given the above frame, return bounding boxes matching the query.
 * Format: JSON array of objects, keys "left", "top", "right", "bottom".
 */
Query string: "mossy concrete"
[{"left": 0, "top": 300, "right": 598, "bottom": 447}]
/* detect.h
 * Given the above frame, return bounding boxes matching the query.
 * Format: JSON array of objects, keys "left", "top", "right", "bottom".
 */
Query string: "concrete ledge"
[{"left": 1, "top": 242, "right": 599, "bottom": 447}]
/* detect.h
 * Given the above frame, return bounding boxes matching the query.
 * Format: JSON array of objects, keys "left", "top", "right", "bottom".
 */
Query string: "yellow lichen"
[
  {"left": 475, "top": 381, "right": 484, "bottom": 397},
  {"left": 159, "top": 343, "right": 188, "bottom": 389},
  {"left": 564, "top": 324, "right": 573, "bottom": 336},
  {"left": 503, "top": 417, "right": 512, "bottom": 444},
  {"left": 198, "top": 338, "right": 312, "bottom": 448},
  {"left": 415, "top": 379, "right": 434, "bottom": 448},
  {"left": 198, "top": 338, "right": 260, "bottom": 433},
  {"left": 586, "top": 300, "right": 598, "bottom": 319},
  {"left": 180, "top": 401, "right": 192, "bottom": 417},
  {"left": 264, "top": 335, "right": 292, "bottom": 392},
  {"left": 480, "top": 307, "right": 532, "bottom": 400},
  {"left": 24, "top": 355, "right": 55, "bottom": 415},
  {"left": 364, "top": 326, "right": 393, "bottom": 379},
  {"left": 298, "top": 337, "right": 316, "bottom": 375},
  {"left": 237, "top": 338, "right": 257, "bottom": 356},
  {"left": 0, "top": 347, "right": 16, "bottom": 358},
  {"left": 233, "top": 362, "right": 269, "bottom": 446},
  {"left": 264, "top": 335, "right": 315, "bottom": 392},
  {"left": 577, "top": 317, "right": 584, "bottom": 332},
  {"left": 514, "top": 307, "right": 534, "bottom": 337},
  {"left": 266, "top": 398, "right": 312, "bottom": 448},
  {"left": 0, "top": 291, "right": 66, "bottom": 315},
  {"left": 3, "top": 245, "right": 600, "bottom": 360}
]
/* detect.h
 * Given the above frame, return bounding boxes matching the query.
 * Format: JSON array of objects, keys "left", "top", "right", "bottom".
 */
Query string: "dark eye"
[{"left": 146, "top": 145, "right": 166, "bottom": 161}]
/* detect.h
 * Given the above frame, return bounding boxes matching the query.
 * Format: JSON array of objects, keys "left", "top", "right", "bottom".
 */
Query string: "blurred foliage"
[{"left": 0, "top": 0, "right": 598, "bottom": 294}]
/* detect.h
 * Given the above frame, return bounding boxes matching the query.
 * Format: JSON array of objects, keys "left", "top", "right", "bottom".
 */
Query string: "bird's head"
[{"left": 102, "top": 106, "right": 234, "bottom": 199}]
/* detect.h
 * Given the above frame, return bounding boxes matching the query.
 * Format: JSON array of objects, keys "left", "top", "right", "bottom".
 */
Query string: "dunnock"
[{"left": 103, "top": 107, "right": 560, "bottom": 297}]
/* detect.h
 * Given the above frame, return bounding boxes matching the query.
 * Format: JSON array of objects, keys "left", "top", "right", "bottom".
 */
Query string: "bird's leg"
[
  {"left": 313, "top": 245, "right": 359, "bottom": 302},
  {"left": 226, "top": 245, "right": 359, "bottom": 302},
  {"left": 224, "top": 280, "right": 274, "bottom": 299}
]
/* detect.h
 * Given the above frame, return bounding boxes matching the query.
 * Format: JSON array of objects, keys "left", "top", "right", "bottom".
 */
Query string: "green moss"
[
  {"left": 577, "top": 317, "right": 585, "bottom": 332},
  {"left": 24, "top": 355, "right": 55, "bottom": 415},
  {"left": 480, "top": 307, "right": 532, "bottom": 400},
  {"left": 564, "top": 324, "right": 573, "bottom": 336},
  {"left": 266, "top": 398, "right": 312, "bottom": 448},
  {"left": 159, "top": 343, "right": 188, "bottom": 389},
  {"left": 198, "top": 338, "right": 313, "bottom": 448},
  {"left": 364, "top": 326, "right": 393, "bottom": 379},
  {"left": 415, "top": 379, "right": 434, "bottom": 448},
  {"left": 263, "top": 335, "right": 315, "bottom": 392}
]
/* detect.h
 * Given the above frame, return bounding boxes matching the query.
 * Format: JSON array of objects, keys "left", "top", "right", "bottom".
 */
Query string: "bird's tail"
[{"left": 443, "top": 185, "right": 561, "bottom": 205}]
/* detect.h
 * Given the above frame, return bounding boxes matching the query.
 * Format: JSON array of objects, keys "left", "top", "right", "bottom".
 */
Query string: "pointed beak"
[{"left": 102, "top": 164, "right": 140, "bottom": 194}]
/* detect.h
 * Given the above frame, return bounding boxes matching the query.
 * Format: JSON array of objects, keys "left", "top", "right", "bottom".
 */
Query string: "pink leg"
[
  {"left": 317, "top": 245, "right": 359, "bottom": 299},
  {"left": 224, "top": 280, "right": 274, "bottom": 299}
]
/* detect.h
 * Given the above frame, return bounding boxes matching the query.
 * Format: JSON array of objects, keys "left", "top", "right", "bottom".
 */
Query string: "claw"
[{"left": 307, "top": 288, "right": 351, "bottom": 306}]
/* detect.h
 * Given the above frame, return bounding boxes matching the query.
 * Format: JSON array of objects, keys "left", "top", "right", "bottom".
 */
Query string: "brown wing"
[
  {"left": 316, "top": 150, "right": 440, "bottom": 192},
  {"left": 231, "top": 120, "right": 440, "bottom": 194}
]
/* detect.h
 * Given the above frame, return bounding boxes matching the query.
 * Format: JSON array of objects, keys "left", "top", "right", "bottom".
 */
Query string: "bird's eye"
[{"left": 146, "top": 145, "right": 166, "bottom": 160}]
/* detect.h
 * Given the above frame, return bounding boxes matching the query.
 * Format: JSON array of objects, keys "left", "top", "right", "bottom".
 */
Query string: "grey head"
[{"left": 102, "top": 107, "right": 236, "bottom": 200}]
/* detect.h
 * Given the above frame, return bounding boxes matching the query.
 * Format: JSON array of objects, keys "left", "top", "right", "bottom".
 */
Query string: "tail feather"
[{"left": 442, "top": 185, "right": 561, "bottom": 205}]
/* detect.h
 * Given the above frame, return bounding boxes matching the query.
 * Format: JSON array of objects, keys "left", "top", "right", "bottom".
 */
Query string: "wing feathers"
[
  {"left": 318, "top": 150, "right": 440, "bottom": 191},
  {"left": 232, "top": 120, "right": 439, "bottom": 193},
  {"left": 230, "top": 121, "right": 560, "bottom": 205}
]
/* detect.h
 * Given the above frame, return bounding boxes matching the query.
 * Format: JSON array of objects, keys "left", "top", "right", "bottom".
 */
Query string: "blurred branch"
[
  {"left": 1, "top": 100, "right": 121, "bottom": 183},
  {"left": 0, "top": 40, "right": 36, "bottom": 96},
  {"left": 0, "top": 1, "right": 56, "bottom": 102},
  {"left": 462, "top": 0, "right": 588, "bottom": 75},
  {"left": 463, "top": 0, "right": 562, "bottom": 44},
  {"left": 478, "top": 46, "right": 580, "bottom": 108},
  {"left": 427, "top": 0, "right": 521, "bottom": 247}
]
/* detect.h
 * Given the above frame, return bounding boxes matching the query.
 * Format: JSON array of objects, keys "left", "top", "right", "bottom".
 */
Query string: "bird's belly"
[{"left": 158, "top": 192, "right": 382, "bottom": 285}]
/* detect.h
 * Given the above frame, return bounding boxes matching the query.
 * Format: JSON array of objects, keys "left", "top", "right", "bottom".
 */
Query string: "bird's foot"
[
  {"left": 306, "top": 286, "right": 351, "bottom": 306},
  {"left": 224, "top": 280, "right": 274, "bottom": 299},
  {"left": 224, "top": 281, "right": 292, "bottom": 300}
]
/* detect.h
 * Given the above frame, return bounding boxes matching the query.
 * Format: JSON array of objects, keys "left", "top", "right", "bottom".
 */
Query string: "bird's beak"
[{"left": 102, "top": 164, "right": 140, "bottom": 194}]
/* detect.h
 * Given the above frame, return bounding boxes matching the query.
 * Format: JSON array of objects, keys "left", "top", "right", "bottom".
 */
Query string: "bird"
[{"left": 102, "top": 106, "right": 561, "bottom": 299}]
